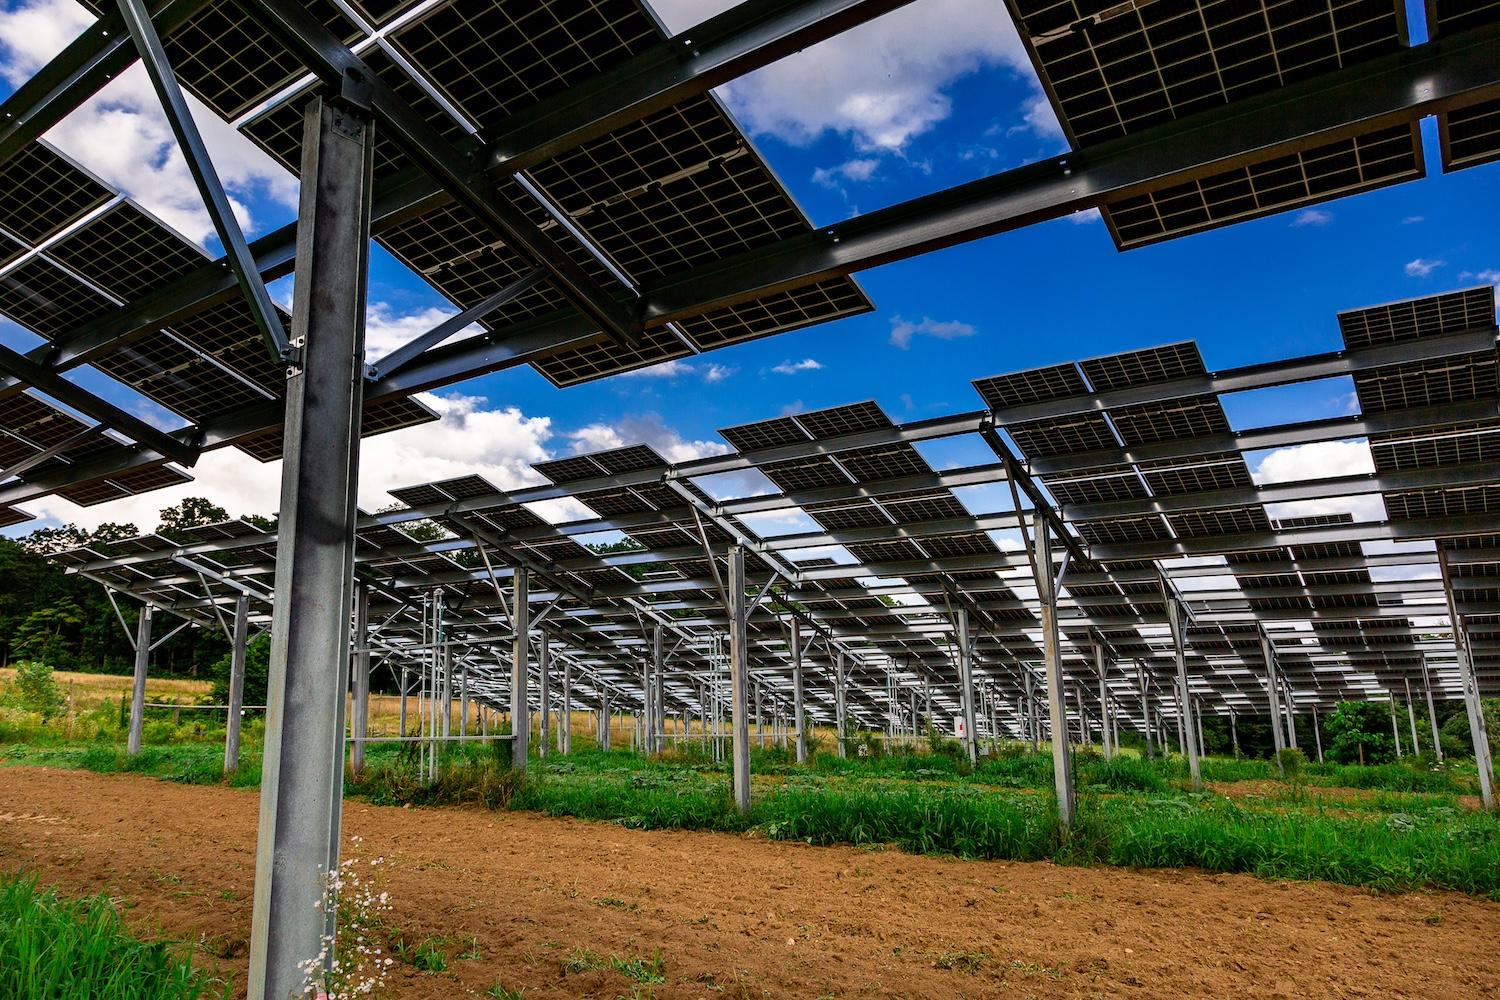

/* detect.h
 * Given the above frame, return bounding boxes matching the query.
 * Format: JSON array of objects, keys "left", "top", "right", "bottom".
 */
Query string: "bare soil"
[{"left": 2, "top": 767, "right": 1498, "bottom": 999}]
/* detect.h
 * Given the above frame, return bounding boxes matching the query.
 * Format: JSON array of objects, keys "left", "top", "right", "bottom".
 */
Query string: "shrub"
[
  {"left": 1278, "top": 747, "right": 1307, "bottom": 782},
  {"left": 5, "top": 660, "right": 65, "bottom": 721}
]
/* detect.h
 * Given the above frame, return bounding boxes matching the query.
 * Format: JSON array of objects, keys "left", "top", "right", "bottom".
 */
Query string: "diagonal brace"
[{"left": 115, "top": 0, "right": 292, "bottom": 366}]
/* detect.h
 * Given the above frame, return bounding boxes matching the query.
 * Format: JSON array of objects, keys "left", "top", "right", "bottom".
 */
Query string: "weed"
[{"left": 934, "top": 949, "right": 989, "bottom": 974}]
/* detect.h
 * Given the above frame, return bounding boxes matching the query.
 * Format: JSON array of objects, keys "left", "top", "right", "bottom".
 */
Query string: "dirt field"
[{"left": 2, "top": 767, "right": 1498, "bottom": 999}]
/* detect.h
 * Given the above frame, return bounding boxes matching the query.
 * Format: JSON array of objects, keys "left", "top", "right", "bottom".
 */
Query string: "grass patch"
[{"left": 0, "top": 872, "right": 229, "bottom": 999}]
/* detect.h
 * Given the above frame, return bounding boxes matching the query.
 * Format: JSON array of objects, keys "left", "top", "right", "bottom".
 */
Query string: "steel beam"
[
  {"left": 351, "top": 583, "right": 370, "bottom": 773},
  {"left": 539, "top": 628, "right": 550, "bottom": 758},
  {"left": 116, "top": 0, "right": 290, "bottom": 362},
  {"left": 1421, "top": 654, "right": 1444, "bottom": 762},
  {"left": 956, "top": 609, "right": 977, "bottom": 765},
  {"left": 728, "top": 545, "right": 751, "bottom": 815},
  {"left": 239, "top": 0, "right": 637, "bottom": 342},
  {"left": 247, "top": 95, "right": 373, "bottom": 1000},
  {"left": 1262, "top": 631, "right": 1287, "bottom": 776},
  {"left": 0, "top": 343, "right": 195, "bottom": 466},
  {"left": 224, "top": 593, "right": 249, "bottom": 774}
]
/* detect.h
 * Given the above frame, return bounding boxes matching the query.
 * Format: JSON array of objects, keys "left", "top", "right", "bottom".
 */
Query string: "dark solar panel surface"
[
  {"left": 1104, "top": 125, "right": 1423, "bottom": 249},
  {"left": 0, "top": 144, "right": 113, "bottom": 247},
  {"left": 1338, "top": 286, "right": 1496, "bottom": 347},
  {"left": 1010, "top": 0, "right": 1406, "bottom": 147}
]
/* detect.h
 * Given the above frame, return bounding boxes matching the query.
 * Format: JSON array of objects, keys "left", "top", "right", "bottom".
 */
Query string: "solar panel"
[
  {"left": 1108, "top": 396, "right": 1230, "bottom": 445},
  {"left": 0, "top": 505, "right": 31, "bottom": 529},
  {"left": 1337, "top": 286, "right": 1496, "bottom": 347},
  {"left": 233, "top": 396, "right": 438, "bottom": 462},
  {"left": 57, "top": 462, "right": 194, "bottom": 506},
  {"left": 44, "top": 201, "right": 209, "bottom": 303},
  {"left": 1440, "top": 98, "right": 1500, "bottom": 172},
  {"left": 1351, "top": 352, "right": 1498, "bottom": 412},
  {"left": 972, "top": 361, "right": 1086, "bottom": 409},
  {"left": 1009, "top": 413, "right": 1118, "bottom": 456},
  {"left": 1104, "top": 125, "right": 1424, "bottom": 249},
  {"left": 0, "top": 143, "right": 113, "bottom": 247},
  {"left": 1368, "top": 421, "right": 1500, "bottom": 471},
  {"left": 1081, "top": 342, "right": 1205, "bottom": 389},
  {"left": 1139, "top": 453, "right": 1254, "bottom": 495},
  {"left": 0, "top": 257, "right": 116, "bottom": 339},
  {"left": 718, "top": 415, "right": 810, "bottom": 452}
]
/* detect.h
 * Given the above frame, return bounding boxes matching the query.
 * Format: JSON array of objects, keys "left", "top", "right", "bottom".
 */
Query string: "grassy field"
[{"left": 4, "top": 730, "right": 1494, "bottom": 899}]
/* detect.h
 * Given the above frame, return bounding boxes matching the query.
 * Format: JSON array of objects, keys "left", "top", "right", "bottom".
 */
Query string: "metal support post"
[
  {"left": 561, "top": 656, "right": 571, "bottom": 755},
  {"left": 127, "top": 606, "right": 153, "bottom": 756},
  {"left": 1311, "top": 708, "right": 1324, "bottom": 763},
  {"left": 247, "top": 95, "right": 373, "bottom": 1000},
  {"left": 1405, "top": 679, "right": 1420, "bottom": 755},
  {"left": 650, "top": 626, "right": 664, "bottom": 754},
  {"left": 1229, "top": 708, "right": 1239, "bottom": 758},
  {"left": 728, "top": 545, "right": 751, "bottom": 816},
  {"left": 1421, "top": 654, "right": 1443, "bottom": 762},
  {"left": 225, "top": 594, "right": 249, "bottom": 773},
  {"left": 538, "top": 629, "right": 550, "bottom": 758},
  {"left": 835, "top": 650, "right": 847, "bottom": 758},
  {"left": 1165, "top": 597, "right": 1200, "bottom": 791},
  {"left": 1390, "top": 699, "right": 1403, "bottom": 757},
  {"left": 956, "top": 609, "right": 977, "bottom": 765},
  {"left": 1033, "top": 520, "right": 1074, "bottom": 828},
  {"left": 351, "top": 585, "right": 369, "bottom": 772},
  {"left": 511, "top": 567, "right": 530, "bottom": 769},
  {"left": 791, "top": 619, "right": 807, "bottom": 763},
  {"left": 1282, "top": 676, "right": 1299, "bottom": 750},
  {"left": 1137, "top": 661, "right": 1153, "bottom": 759},
  {"left": 1094, "top": 636, "right": 1112, "bottom": 758},
  {"left": 1262, "top": 632, "right": 1286, "bottom": 776},
  {"left": 1440, "top": 550, "right": 1492, "bottom": 806}
]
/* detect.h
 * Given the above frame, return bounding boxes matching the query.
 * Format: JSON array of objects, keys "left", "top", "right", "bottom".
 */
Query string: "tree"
[
  {"left": 13, "top": 602, "right": 85, "bottom": 670},
  {"left": 6, "top": 659, "right": 66, "bottom": 720},
  {"left": 156, "top": 497, "right": 230, "bottom": 540},
  {"left": 207, "top": 633, "right": 271, "bottom": 714},
  {"left": 1439, "top": 700, "right": 1500, "bottom": 758},
  {"left": 1322, "top": 701, "right": 1395, "bottom": 765}
]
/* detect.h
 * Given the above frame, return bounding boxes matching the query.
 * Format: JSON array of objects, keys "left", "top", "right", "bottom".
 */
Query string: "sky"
[{"left": 1, "top": 0, "right": 1497, "bottom": 539}]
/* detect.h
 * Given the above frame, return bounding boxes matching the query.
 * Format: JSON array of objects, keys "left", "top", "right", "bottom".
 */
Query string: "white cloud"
[
  {"left": 769, "top": 358, "right": 823, "bottom": 375},
  {"left": 1290, "top": 209, "right": 1333, "bottom": 227},
  {"left": 1404, "top": 258, "right": 1445, "bottom": 278},
  {"left": 567, "top": 412, "right": 730, "bottom": 464},
  {"left": 1252, "top": 440, "right": 1385, "bottom": 523},
  {"left": 363, "top": 303, "right": 482, "bottom": 363},
  {"left": 617, "top": 358, "right": 697, "bottom": 379},
  {"left": 1252, "top": 440, "right": 1374, "bottom": 485},
  {"left": 888, "top": 315, "right": 976, "bottom": 349},
  {"left": 1459, "top": 268, "right": 1500, "bottom": 284},
  {"left": 25, "top": 393, "right": 557, "bottom": 532},
  {"left": 0, "top": 0, "right": 298, "bottom": 246},
  {"left": 704, "top": 363, "right": 734, "bottom": 383},
  {"left": 1066, "top": 207, "right": 1102, "bottom": 225},
  {"left": 1402, "top": 215, "right": 1425, "bottom": 225},
  {"left": 649, "top": 0, "right": 1038, "bottom": 153},
  {"left": 812, "top": 157, "right": 879, "bottom": 187}
]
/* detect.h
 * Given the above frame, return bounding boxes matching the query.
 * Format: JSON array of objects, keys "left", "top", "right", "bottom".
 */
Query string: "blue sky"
[{"left": 1, "top": 0, "right": 1497, "bottom": 534}]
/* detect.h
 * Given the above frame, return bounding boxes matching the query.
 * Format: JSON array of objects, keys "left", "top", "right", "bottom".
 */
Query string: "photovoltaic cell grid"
[
  {"left": 1005, "top": 0, "right": 1429, "bottom": 247},
  {"left": 235, "top": 0, "right": 873, "bottom": 386},
  {"left": 1429, "top": 0, "right": 1500, "bottom": 171}
]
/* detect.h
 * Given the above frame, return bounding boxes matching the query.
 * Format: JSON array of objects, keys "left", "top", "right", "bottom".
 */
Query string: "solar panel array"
[
  {"left": 1006, "top": 0, "right": 1432, "bottom": 247},
  {"left": 56, "top": 287, "right": 1500, "bottom": 735},
  {"left": 1429, "top": 0, "right": 1500, "bottom": 171}
]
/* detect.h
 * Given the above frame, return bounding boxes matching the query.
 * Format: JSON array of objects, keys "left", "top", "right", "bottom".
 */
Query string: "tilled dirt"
[{"left": 2, "top": 766, "right": 1498, "bottom": 999}]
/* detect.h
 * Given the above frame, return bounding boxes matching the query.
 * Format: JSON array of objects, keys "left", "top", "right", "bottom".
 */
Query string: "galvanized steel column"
[
  {"left": 728, "top": 545, "right": 751, "bottom": 815},
  {"left": 350, "top": 585, "right": 368, "bottom": 773},
  {"left": 511, "top": 566, "right": 530, "bottom": 769},
  {"left": 1034, "top": 520, "right": 1074, "bottom": 829},
  {"left": 835, "top": 650, "right": 847, "bottom": 758},
  {"left": 225, "top": 595, "right": 249, "bottom": 774},
  {"left": 1262, "top": 631, "right": 1287, "bottom": 776},
  {"left": 1421, "top": 653, "right": 1443, "bottom": 762},
  {"left": 127, "top": 606, "right": 153, "bottom": 757},
  {"left": 247, "top": 94, "right": 373, "bottom": 1000},
  {"left": 792, "top": 619, "right": 807, "bottom": 763},
  {"left": 1165, "top": 597, "right": 1200, "bottom": 791},
  {"left": 538, "top": 629, "right": 550, "bottom": 758},
  {"left": 957, "top": 609, "right": 977, "bottom": 765}
]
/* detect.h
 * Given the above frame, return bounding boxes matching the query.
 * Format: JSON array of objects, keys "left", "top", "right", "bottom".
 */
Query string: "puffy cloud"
[
  {"left": 769, "top": 358, "right": 823, "bottom": 375},
  {"left": 704, "top": 363, "right": 735, "bottom": 383},
  {"left": 1404, "top": 258, "right": 1445, "bottom": 278},
  {"left": 1252, "top": 440, "right": 1384, "bottom": 523},
  {"left": 1290, "top": 209, "right": 1333, "bottom": 227},
  {"left": 0, "top": 0, "right": 298, "bottom": 245},
  {"left": 567, "top": 412, "right": 730, "bottom": 463},
  {"left": 888, "top": 314, "right": 976, "bottom": 349},
  {"left": 364, "top": 303, "right": 482, "bottom": 363},
  {"left": 1459, "top": 268, "right": 1500, "bottom": 284},
  {"left": 649, "top": 0, "right": 1038, "bottom": 153},
  {"left": 24, "top": 393, "right": 558, "bottom": 531}
]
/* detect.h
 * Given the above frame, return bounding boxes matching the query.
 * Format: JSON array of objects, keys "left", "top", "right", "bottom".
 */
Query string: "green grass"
[
  {"left": 0, "top": 873, "right": 229, "bottom": 999},
  {"left": 5, "top": 735, "right": 1497, "bottom": 898}
]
